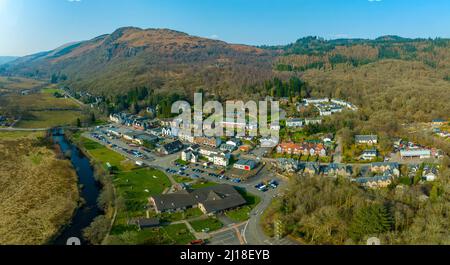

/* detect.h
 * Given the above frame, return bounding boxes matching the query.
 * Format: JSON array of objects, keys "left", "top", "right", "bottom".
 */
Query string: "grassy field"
[
  {"left": 190, "top": 217, "right": 224, "bottom": 232},
  {"left": 109, "top": 223, "right": 195, "bottom": 245},
  {"left": 4, "top": 93, "right": 80, "bottom": 110},
  {"left": 0, "top": 76, "right": 46, "bottom": 91},
  {"left": 0, "top": 131, "right": 79, "bottom": 245},
  {"left": 79, "top": 137, "right": 129, "bottom": 170},
  {"left": 225, "top": 189, "right": 261, "bottom": 222},
  {"left": 15, "top": 110, "right": 83, "bottom": 128},
  {"left": 114, "top": 168, "right": 172, "bottom": 219},
  {"left": 0, "top": 85, "right": 85, "bottom": 129}
]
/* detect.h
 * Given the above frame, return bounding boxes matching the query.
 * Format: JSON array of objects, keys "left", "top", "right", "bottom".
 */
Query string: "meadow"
[{"left": 0, "top": 131, "right": 79, "bottom": 244}]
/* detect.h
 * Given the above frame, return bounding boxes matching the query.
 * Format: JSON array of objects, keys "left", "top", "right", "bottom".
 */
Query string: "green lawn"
[
  {"left": 41, "top": 88, "right": 62, "bottom": 94},
  {"left": 111, "top": 224, "right": 196, "bottom": 245},
  {"left": 174, "top": 175, "right": 193, "bottom": 183},
  {"left": 80, "top": 137, "right": 127, "bottom": 170},
  {"left": 225, "top": 189, "right": 261, "bottom": 222},
  {"left": 163, "top": 223, "right": 196, "bottom": 244},
  {"left": 190, "top": 181, "right": 219, "bottom": 189},
  {"left": 190, "top": 218, "right": 224, "bottom": 232},
  {"left": 114, "top": 168, "right": 172, "bottom": 219}
]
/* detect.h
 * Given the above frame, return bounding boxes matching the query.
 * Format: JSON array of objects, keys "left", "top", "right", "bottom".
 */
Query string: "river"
[{"left": 51, "top": 129, "right": 102, "bottom": 245}]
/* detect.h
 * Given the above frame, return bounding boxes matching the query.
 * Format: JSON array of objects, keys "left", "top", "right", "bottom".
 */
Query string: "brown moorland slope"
[
  {"left": 0, "top": 132, "right": 79, "bottom": 244},
  {"left": 1, "top": 27, "right": 276, "bottom": 99}
]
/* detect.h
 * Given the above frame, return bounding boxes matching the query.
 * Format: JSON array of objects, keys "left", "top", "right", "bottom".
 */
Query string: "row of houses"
[
  {"left": 276, "top": 142, "right": 327, "bottom": 157},
  {"left": 109, "top": 113, "right": 154, "bottom": 130},
  {"left": 300, "top": 98, "right": 358, "bottom": 116},
  {"left": 181, "top": 145, "right": 231, "bottom": 167},
  {"left": 276, "top": 159, "right": 353, "bottom": 177},
  {"left": 355, "top": 135, "right": 378, "bottom": 145},
  {"left": 106, "top": 127, "right": 159, "bottom": 146},
  {"left": 275, "top": 159, "right": 401, "bottom": 188},
  {"left": 285, "top": 117, "right": 323, "bottom": 128},
  {"left": 353, "top": 162, "right": 400, "bottom": 188}
]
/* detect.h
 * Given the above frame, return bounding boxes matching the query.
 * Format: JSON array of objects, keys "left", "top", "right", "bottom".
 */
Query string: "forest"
[{"left": 262, "top": 170, "right": 450, "bottom": 245}]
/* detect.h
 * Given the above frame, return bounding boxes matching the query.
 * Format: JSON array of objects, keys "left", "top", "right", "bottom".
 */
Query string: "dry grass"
[
  {"left": 0, "top": 76, "right": 45, "bottom": 91},
  {"left": 0, "top": 132, "right": 79, "bottom": 245}
]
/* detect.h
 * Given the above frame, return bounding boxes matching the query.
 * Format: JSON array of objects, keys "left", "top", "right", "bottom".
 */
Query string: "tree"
[
  {"left": 90, "top": 113, "right": 96, "bottom": 123},
  {"left": 76, "top": 118, "right": 82, "bottom": 128},
  {"left": 349, "top": 204, "right": 393, "bottom": 242},
  {"left": 83, "top": 215, "right": 111, "bottom": 245}
]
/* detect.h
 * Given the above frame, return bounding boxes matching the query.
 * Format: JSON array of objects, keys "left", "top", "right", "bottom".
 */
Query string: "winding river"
[{"left": 52, "top": 129, "right": 102, "bottom": 245}]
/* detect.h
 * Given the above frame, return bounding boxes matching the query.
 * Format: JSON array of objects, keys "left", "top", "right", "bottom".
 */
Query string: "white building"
[
  {"left": 400, "top": 149, "right": 431, "bottom": 159},
  {"left": 304, "top": 98, "right": 329, "bottom": 106},
  {"left": 304, "top": 118, "right": 323, "bottom": 126},
  {"left": 286, "top": 118, "right": 304, "bottom": 128}
]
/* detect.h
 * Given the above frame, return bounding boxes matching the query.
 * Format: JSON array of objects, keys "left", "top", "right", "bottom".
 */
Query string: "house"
[
  {"left": 354, "top": 174, "right": 392, "bottom": 188},
  {"left": 303, "top": 162, "right": 320, "bottom": 175},
  {"left": 181, "top": 146, "right": 200, "bottom": 163},
  {"left": 234, "top": 159, "right": 258, "bottom": 171},
  {"left": 276, "top": 159, "right": 300, "bottom": 173},
  {"left": 226, "top": 139, "right": 242, "bottom": 147},
  {"left": 270, "top": 124, "right": 281, "bottom": 131},
  {"left": 106, "top": 128, "right": 122, "bottom": 137},
  {"left": 211, "top": 152, "right": 231, "bottom": 167},
  {"left": 199, "top": 147, "right": 219, "bottom": 157},
  {"left": 162, "top": 127, "right": 176, "bottom": 137},
  {"left": 150, "top": 184, "right": 247, "bottom": 214},
  {"left": 178, "top": 131, "right": 195, "bottom": 143},
  {"left": 159, "top": 140, "right": 184, "bottom": 155},
  {"left": 220, "top": 143, "right": 237, "bottom": 152},
  {"left": 371, "top": 162, "right": 400, "bottom": 177},
  {"left": 322, "top": 163, "right": 352, "bottom": 177},
  {"left": 194, "top": 137, "right": 222, "bottom": 148},
  {"left": 199, "top": 147, "right": 231, "bottom": 167},
  {"left": 422, "top": 165, "right": 439, "bottom": 181},
  {"left": 304, "top": 98, "right": 329, "bottom": 106},
  {"left": 432, "top": 118, "right": 446, "bottom": 126},
  {"left": 133, "top": 133, "right": 158, "bottom": 145},
  {"left": 260, "top": 137, "right": 279, "bottom": 148},
  {"left": 322, "top": 134, "right": 334, "bottom": 143},
  {"left": 304, "top": 118, "right": 323, "bottom": 126},
  {"left": 400, "top": 149, "right": 431, "bottom": 159},
  {"left": 181, "top": 150, "right": 199, "bottom": 163},
  {"left": 276, "top": 142, "right": 327, "bottom": 157},
  {"left": 286, "top": 118, "right": 304, "bottom": 128},
  {"left": 122, "top": 130, "right": 141, "bottom": 141},
  {"left": 239, "top": 145, "right": 251, "bottom": 152},
  {"left": 355, "top": 135, "right": 378, "bottom": 145},
  {"left": 361, "top": 148, "right": 378, "bottom": 161}
]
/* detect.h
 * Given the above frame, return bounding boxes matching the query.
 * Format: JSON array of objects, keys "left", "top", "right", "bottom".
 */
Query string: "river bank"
[{"left": 51, "top": 129, "right": 103, "bottom": 245}]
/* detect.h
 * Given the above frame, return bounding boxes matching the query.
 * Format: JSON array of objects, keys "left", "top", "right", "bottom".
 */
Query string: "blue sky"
[{"left": 1, "top": 0, "right": 450, "bottom": 56}]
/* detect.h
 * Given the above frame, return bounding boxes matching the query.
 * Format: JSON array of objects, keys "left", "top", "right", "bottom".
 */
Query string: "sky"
[{"left": 1, "top": 0, "right": 450, "bottom": 56}]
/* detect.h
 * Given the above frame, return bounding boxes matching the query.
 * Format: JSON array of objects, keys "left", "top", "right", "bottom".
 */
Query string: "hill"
[
  {"left": 0, "top": 56, "right": 18, "bottom": 65},
  {"left": 0, "top": 27, "right": 275, "bottom": 99}
]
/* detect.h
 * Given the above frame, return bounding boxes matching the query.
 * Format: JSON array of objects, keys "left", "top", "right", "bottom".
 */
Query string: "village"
[{"left": 99, "top": 96, "right": 445, "bottom": 194}]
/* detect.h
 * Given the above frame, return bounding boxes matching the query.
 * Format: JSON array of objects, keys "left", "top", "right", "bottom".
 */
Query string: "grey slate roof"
[{"left": 151, "top": 184, "right": 246, "bottom": 214}]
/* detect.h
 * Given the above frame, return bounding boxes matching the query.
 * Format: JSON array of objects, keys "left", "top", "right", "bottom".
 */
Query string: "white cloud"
[
  {"left": 68, "top": 0, "right": 82, "bottom": 2},
  {"left": 368, "top": 0, "right": 382, "bottom": 2},
  {"left": 209, "top": 34, "right": 219, "bottom": 39}
]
